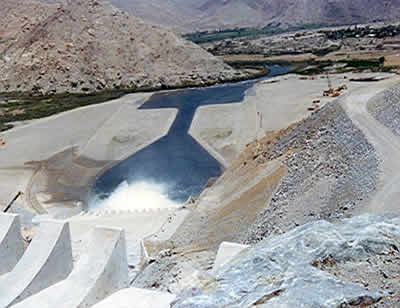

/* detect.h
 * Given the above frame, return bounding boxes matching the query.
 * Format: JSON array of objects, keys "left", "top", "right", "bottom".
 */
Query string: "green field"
[
  {"left": 0, "top": 91, "right": 125, "bottom": 132},
  {"left": 183, "top": 24, "right": 327, "bottom": 44}
]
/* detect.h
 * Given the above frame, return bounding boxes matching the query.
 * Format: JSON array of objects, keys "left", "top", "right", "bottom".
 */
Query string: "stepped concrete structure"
[
  {"left": 91, "top": 288, "right": 177, "bottom": 308},
  {"left": 212, "top": 242, "right": 250, "bottom": 272},
  {"left": 0, "top": 213, "right": 176, "bottom": 308},
  {"left": 0, "top": 212, "right": 244, "bottom": 308},
  {"left": 68, "top": 207, "right": 183, "bottom": 277},
  {"left": 0, "top": 214, "right": 25, "bottom": 276},
  {"left": 12, "top": 226, "right": 128, "bottom": 308},
  {"left": 0, "top": 220, "right": 72, "bottom": 307}
]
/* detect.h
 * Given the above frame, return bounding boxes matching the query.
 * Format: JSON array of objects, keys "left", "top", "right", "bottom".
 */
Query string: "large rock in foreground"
[
  {"left": 173, "top": 214, "right": 400, "bottom": 307},
  {"left": 0, "top": 0, "right": 242, "bottom": 95}
]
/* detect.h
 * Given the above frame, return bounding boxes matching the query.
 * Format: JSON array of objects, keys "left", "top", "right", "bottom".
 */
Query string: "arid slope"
[
  {"left": 0, "top": 0, "right": 240, "bottom": 95},
  {"left": 51, "top": 0, "right": 400, "bottom": 32}
]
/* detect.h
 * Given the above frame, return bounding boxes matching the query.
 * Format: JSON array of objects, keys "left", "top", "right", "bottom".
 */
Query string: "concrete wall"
[
  {"left": 0, "top": 220, "right": 73, "bottom": 307},
  {"left": 12, "top": 226, "right": 129, "bottom": 308},
  {"left": 0, "top": 214, "right": 25, "bottom": 275}
]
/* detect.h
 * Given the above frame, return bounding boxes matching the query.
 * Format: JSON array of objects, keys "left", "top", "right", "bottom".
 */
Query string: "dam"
[{"left": 92, "top": 65, "right": 291, "bottom": 206}]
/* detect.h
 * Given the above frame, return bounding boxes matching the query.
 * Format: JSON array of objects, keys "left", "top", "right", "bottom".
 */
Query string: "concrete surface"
[
  {"left": 0, "top": 92, "right": 176, "bottom": 214},
  {"left": 190, "top": 73, "right": 396, "bottom": 166},
  {"left": 68, "top": 208, "right": 177, "bottom": 276},
  {"left": 12, "top": 226, "right": 128, "bottom": 308},
  {"left": 0, "top": 220, "right": 72, "bottom": 307},
  {"left": 91, "top": 288, "right": 177, "bottom": 308},
  {"left": 213, "top": 242, "right": 249, "bottom": 272},
  {"left": 0, "top": 214, "right": 24, "bottom": 276}
]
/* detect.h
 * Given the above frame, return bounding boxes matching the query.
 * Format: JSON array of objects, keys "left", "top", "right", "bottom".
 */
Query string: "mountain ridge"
[
  {"left": 59, "top": 0, "right": 400, "bottom": 33},
  {"left": 0, "top": 0, "right": 241, "bottom": 95}
]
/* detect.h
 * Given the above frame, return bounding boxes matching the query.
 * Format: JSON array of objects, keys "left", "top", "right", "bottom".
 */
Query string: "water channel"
[{"left": 91, "top": 65, "right": 291, "bottom": 207}]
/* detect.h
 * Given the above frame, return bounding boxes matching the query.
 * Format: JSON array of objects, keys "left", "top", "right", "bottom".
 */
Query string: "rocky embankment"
[
  {"left": 0, "top": 0, "right": 243, "bottom": 95},
  {"left": 244, "top": 101, "right": 379, "bottom": 243},
  {"left": 368, "top": 86, "right": 400, "bottom": 136},
  {"left": 173, "top": 214, "right": 400, "bottom": 307}
]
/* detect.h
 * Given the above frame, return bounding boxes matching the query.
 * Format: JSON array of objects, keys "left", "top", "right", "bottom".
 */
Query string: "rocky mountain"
[
  {"left": 0, "top": 0, "right": 241, "bottom": 95},
  {"left": 60, "top": 0, "right": 400, "bottom": 33}
]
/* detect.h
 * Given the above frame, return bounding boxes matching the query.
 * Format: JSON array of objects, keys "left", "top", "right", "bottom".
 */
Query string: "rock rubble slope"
[
  {"left": 369, "top": 85, "right": 400, "bottom": 136},
  {"left": 0, "top": 0, "right": 241, "bottom": 95},
  {"left": 245, "top": 100, "right": 379, "bottom": 243}
]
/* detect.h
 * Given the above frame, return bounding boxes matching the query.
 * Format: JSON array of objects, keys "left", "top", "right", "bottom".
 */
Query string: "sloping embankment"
[
  {"left": 368, "top": 85, "right": 400, "bottom": 136},
  {"left": 133, "top": 98, "right": 380, "bottom": 292},
  {"left": 245, "top": 100, "right": 379, "bottom": 243}
]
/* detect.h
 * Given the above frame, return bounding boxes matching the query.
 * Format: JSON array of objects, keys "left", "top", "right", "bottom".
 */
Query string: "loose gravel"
[
  {"left": 368, "top": 86, "right": 400, "bottom": 136},
  {"left": 245, "top": 101, "right": 379, "bottom": 244}
]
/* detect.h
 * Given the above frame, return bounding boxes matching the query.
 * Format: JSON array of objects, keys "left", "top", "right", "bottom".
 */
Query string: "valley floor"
[{"left": 2, "top": 71, "right": 400, "bottom": 306}]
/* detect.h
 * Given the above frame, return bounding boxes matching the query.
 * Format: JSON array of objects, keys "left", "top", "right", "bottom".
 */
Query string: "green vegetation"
[
  {"left": 184, "top": 24, "right": 328, "bottom": 44},
  {"left": 322, "top": 24, "right": 400, "bottom": 40},
  {"left": 297, "top": 58, "right": 396, "bottom": 75},
  {"left": 295, "top": 59, "right": 385, "bottom": 75},
  {"left": 0, "top": 71, "right": 265, "bottom": 132},
  {"left": 0, "top": 123, "right": 12, "bottom": 132},
  {"left": 225, "top": 60, "right": 271, "bottom": 73},
  {"left": 0, "top": 91, "right": 125, "bottom": 132},
  {"left": 224, "top": 57, "right": 394, "bottom": 77},
  {"left": 339, "top": 59, "right": 381, "bottom": 69},
  {"left": 295, "top": 61, "right": 334, "bottom": 75}
]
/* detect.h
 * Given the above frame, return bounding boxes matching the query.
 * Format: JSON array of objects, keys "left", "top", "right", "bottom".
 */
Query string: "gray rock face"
[{"left": 173, "top": 214, "right": 400, "bottom": 307}]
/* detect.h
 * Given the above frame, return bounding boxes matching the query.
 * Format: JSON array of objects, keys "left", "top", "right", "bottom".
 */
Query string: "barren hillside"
[
  {"left": 0, "top": 0, "right": 241, "bottom": 95},
  {"left": 61, "top": 0, "right": 400, "bottom": 33}
]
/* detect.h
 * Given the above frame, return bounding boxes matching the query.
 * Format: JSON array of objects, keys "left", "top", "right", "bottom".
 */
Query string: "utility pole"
[
  {"left": 257, "top": 111, "right": 263, "bottom": 138},
  {"left": 326, "top": 72, "right": 332, "bottom": 90}
]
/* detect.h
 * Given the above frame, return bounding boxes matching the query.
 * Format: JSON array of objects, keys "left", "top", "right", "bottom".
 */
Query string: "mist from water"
[{"left": 88, "top": 180, "right": 182, "bottom": 211}]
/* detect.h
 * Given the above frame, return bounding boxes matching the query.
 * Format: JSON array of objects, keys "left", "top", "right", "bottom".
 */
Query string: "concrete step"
[
  {"left": 78, "top": 207, "right": 178, "bottom": 217},
  {"left": 0, "top": 220, "right": 73, "bottom": 307},
  {"left": 91, "top": 288, "right": 176, "bottom": 308},
  {"left": 212, "top": 241, "right": 250, "bottom": 273},
  {"left": 0, "top": 214, "right": 25, "bottom": 276},
  {"left": 12, "top": 226, "right": 129, "bottom": 308}
]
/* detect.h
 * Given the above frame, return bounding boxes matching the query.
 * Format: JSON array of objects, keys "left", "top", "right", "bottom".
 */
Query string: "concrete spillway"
[{"left": 92, "top": 66, "right": 291, "bottom": 204}]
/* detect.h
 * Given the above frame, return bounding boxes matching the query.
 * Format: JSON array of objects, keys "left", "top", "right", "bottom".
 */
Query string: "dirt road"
[{"left": 340, "top": 77, "right": 400, "bottom": 214}]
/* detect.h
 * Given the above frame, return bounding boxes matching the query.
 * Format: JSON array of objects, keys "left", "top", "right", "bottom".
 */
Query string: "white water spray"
[{"left": 89, "top": 181, "right": 181, "bottom": 211}]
